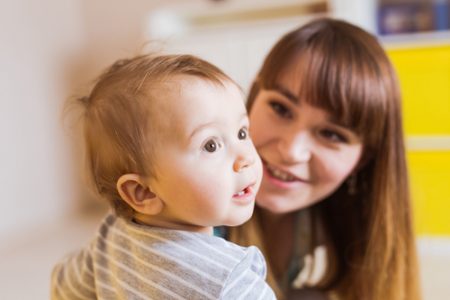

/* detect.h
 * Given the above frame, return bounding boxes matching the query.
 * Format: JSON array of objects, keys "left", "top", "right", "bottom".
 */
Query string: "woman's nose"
[
  {"left": 278, "top": 132, "right": 312, "bottom": 164},
  {"left": 233, "top": 146, "right": 256, "bottom": 172}
]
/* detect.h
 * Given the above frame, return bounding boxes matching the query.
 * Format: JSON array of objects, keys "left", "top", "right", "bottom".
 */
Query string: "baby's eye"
[
  {"left": 203, "top": 138, "right": 221, "bottom": 153},
  {"left": 238, "top": 127, "right": 248, "bottom": 140},
  {"left": 269, "top": 101, "right": 293, "bottom": 119},
  {"left": 319, "top": 129, "right": 348, "bottom": 143}
]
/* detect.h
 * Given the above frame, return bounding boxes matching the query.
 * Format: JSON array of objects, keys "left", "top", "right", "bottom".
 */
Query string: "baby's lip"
[{"left": 233, "top": 182, "right": 256, "bottom": 197}]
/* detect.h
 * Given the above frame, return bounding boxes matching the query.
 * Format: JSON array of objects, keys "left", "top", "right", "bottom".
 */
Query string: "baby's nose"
[{"left": 233, "top": 148, "right": 255, "bottom": 172}]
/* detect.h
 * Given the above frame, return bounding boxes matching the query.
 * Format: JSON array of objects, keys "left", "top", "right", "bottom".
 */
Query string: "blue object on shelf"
[{"left": 433, "top": 0, "right": 450, "bottom": 30}]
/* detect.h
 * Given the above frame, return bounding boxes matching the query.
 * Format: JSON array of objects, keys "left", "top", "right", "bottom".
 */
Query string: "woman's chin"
[
  {"left": 256, "top": 197, "right": 291, "bottom": 214},
  {"left": 256, "top": 195, "right": 317, "bottom": 215}
]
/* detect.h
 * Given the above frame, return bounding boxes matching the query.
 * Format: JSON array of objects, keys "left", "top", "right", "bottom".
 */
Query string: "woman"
[{"left": 227, "top": 18, "right": 421, "bottom": 300}]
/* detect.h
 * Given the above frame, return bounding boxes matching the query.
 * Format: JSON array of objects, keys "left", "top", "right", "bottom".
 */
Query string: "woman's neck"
[
  {"left": 258, "top": 208, "right": 297, "bottom": 280},
  {"left": 259, "top": 208, "right": 296, "bottom": 233}
]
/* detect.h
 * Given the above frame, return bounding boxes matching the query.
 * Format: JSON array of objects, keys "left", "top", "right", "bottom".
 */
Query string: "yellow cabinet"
[{"left": 388, "top": 44, "right": 450, "bottom": 235}]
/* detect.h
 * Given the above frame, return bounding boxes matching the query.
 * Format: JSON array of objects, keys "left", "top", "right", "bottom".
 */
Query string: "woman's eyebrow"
[
  {"left": 326, "top": 116, "right": 353, "bottom": 131},
  {"left": 323, "top": 114, "right": 343, "bottom": 126},
  {"left": 272, "top": 84, "right": 299, "bottom": 104},
  {"left": 326, "top": 114, "right": 340, "bottom": 125}
]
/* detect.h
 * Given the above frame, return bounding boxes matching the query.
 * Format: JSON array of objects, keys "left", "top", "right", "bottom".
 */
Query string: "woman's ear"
[{"left": 116, "top": 174, "right": 164, "bottom": 215}]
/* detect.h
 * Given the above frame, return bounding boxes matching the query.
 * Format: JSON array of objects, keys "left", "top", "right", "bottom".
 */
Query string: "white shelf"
[
  {"left": 381, "top": 30, "right": 450, "bottom": 49},
  {"left": 406, "top": 136, "right": 450, "bottom": 152}
]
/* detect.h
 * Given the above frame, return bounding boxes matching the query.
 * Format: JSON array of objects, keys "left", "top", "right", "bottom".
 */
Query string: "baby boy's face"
[{"left": 146, "top": 76, "right": 262, "bottom": 230}]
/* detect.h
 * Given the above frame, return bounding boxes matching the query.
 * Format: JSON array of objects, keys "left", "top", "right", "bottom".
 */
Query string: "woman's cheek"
[
  {"left": 249, "top": 120, "right": 270, "bottom": 146},
  {"left": 251, "top": 117, "right": 284, "bottom": 148},
  {"left": 249, "top": 104, "right": 274, "bottom": 139},
  {"left": 324, "top": 152, "right": 360, "bottom": 186},
  {"left": 313, "top": 150, "right": 349, "bottom": 187}
]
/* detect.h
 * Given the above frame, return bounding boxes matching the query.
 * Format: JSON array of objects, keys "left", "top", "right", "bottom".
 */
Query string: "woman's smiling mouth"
[
  {"left": 266, "top": 164, "right": 297, "bottom": 182},
  {"left": 262, "top": 160, "right": 310, "bottom": 189}
]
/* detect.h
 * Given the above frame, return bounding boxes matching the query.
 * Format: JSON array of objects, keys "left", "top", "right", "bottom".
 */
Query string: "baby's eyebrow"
[
  {"left": 189, "top": 121, "right": 217, "bottom": 140},
  {"left": 188, "top": 112, "right": 248, "bottom": 141},
  {"left": 239, "top": 112, "right": 248, "bottom": 121}
]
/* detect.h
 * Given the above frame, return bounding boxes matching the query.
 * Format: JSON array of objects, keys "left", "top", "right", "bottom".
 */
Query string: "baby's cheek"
[{"left": 192, "top": 174, "right": 226, "bottom": 200}]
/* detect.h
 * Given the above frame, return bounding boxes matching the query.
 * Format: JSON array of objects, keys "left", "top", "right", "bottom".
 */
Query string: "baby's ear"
[{"left": 116, "top": 174, "right": 163, "bottom": 215}]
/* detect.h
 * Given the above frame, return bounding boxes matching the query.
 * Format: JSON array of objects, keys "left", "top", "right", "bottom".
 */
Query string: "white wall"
[
  {"left": 0, "top": 0, "right": 83, "bottom": 244},
  {"left": 329, "top": 0, "right": 377, "bottom": 33},
  {"left": 0, "top": 0, "right": 163, "bottom": 246}
]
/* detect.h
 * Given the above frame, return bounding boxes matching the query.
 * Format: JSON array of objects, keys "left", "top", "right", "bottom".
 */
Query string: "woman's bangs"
[{"left": 297, "top": 46, "right": 387, "bottom": 147}]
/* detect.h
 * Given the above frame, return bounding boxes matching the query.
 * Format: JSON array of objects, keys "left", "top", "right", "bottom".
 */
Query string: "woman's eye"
[
  {"left": 238, "top": 127, "right": 248, "bottom": 140},
  {"left": 269, "top": 101, "right": 292, "bottom": 119},
  {"left": 203, "top": 139, "right": 221, "bottom": 153},
  {"left": 320, "top": 129, "right": 348, "bottom": 143}
]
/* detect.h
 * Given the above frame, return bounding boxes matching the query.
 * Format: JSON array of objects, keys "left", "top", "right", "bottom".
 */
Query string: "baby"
[{"left": 51, "top": 54, "right": 275, "bottom": 299}]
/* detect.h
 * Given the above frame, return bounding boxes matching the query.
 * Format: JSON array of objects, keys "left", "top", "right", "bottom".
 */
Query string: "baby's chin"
[{"left": 221, "top": 209, "right": 255, "bottom": 227}]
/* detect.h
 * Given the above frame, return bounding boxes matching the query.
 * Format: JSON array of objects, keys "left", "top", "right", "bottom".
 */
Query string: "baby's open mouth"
[{"left": 233, "top": 184, "right": 254, "bottom": 197}]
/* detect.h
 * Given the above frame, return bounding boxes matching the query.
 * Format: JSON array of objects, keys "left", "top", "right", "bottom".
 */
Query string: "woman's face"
[{"left": 249, "top": 72, "right": 363, "bottom": 214}]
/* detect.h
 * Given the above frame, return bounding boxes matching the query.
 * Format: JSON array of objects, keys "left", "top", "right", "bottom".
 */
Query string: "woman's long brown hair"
[{"left": 229, "top": 18, "right": 421, "bottom": 300}]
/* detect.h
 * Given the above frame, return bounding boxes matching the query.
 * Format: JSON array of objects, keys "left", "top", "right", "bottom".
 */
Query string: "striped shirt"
[{"left": 51, "top": 214, "right": 276, "bottom": 300}]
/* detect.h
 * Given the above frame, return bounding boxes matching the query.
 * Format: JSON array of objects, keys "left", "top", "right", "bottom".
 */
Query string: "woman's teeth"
[{"left": 267, "top": 166, "right": 296, "bottom": 181}]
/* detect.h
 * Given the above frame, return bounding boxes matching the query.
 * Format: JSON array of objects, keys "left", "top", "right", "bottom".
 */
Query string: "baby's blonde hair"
[{"left": 75, "top": 54, "right": 233, "bottom": 218}]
